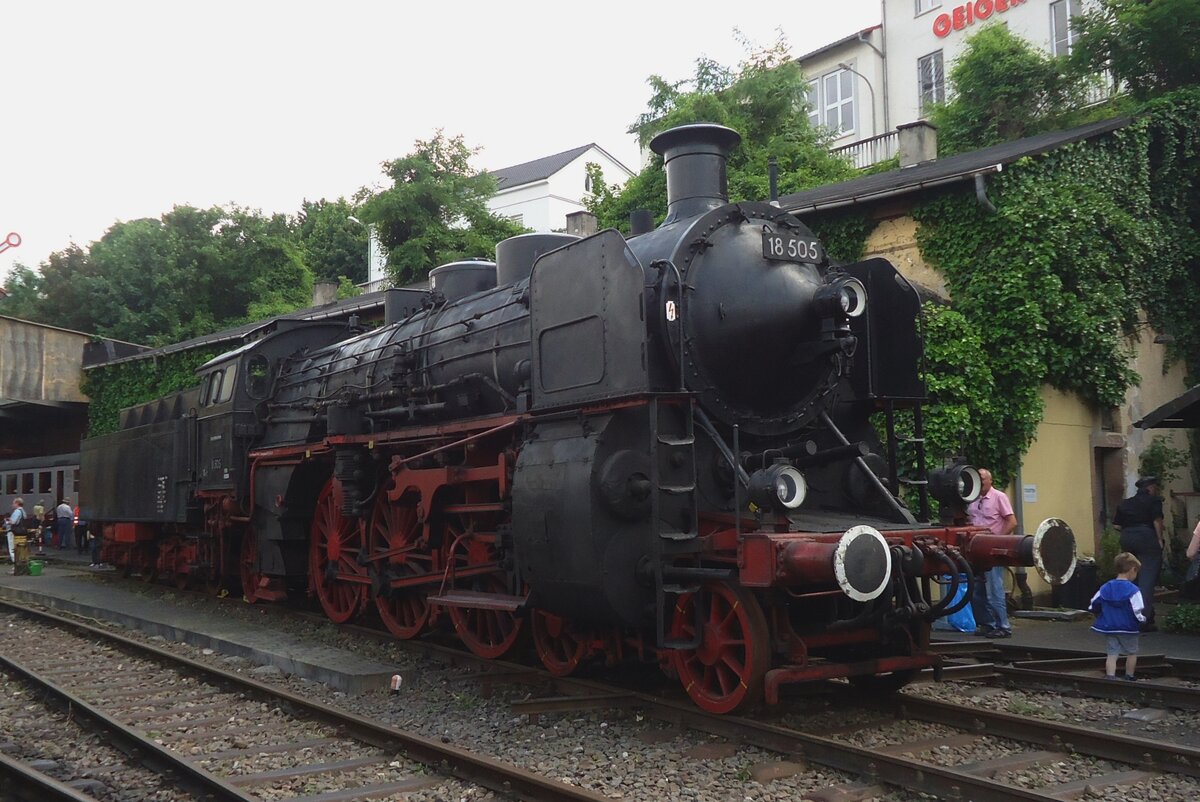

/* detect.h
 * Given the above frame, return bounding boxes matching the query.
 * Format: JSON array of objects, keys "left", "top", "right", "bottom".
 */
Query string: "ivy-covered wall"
[
  {"left": 828, "top": 89, "right": 1200, "bottom": 487},
  {"left": 81, "top": 349, "right": 216, "bottom": 437}
]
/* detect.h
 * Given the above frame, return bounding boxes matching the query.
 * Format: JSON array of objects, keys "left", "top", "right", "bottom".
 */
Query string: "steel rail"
[
  {"left": 996, "top": 664, "right": 1200, "bottom": 711},
  {"left": 0, "top": 652, "right": 256, "bottom": 802},
  {"left": 507, "top": 679, "right": 1061, "bottom": 802},
  {"left": 0, "top": 600, "right": 607, "bottom": 802},
  {"left": 888, "top": 694, "right": 1200, "bottom": 778},
  {"left": 0, "top": 752, "right": 101, "bottom": 802}
]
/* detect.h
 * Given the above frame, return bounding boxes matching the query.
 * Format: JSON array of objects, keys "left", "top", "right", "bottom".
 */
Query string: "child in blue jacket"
[{"left": 1089, "top": 552, "right": 1147, "bottom": 681}]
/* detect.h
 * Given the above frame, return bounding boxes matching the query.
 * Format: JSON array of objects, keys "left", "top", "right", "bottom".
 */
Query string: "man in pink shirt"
[{"left": 968, "top": 468, "right": 1018, "bottom": 638}]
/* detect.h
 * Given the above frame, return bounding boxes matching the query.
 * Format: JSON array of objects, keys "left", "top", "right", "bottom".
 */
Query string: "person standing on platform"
[
  {"left": 7, "top": 498, "right": 26, "bottom": 572},
  {"left": 1113, "top": 476, "right": 1164, "bottom": 631},
  {"left": 32, "top": 499, "right": 46, "bottom": 549},
  {"left": 55, "top": 499, "right": 74, "bottom": 551},
  {"left": 969, "top": 468, "right": 1018, "bottom": 638}
]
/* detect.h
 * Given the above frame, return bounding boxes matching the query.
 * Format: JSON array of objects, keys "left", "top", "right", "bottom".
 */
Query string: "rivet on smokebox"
[{"left": 390, "top": 674, "right": 403, "bottom": 693}]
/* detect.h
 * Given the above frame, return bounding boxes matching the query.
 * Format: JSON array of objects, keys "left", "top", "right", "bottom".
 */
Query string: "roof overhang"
[{"left": 1135, "top": 385, "right": 1200, "bottom": 429}]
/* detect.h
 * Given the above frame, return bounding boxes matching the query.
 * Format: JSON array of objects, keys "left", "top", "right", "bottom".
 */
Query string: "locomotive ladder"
[{"left": 648, "top": 396, "right": 704, "bottom": 649}]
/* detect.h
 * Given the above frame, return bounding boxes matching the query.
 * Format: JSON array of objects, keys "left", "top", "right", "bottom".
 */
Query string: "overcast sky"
[{"left": 0, "top": 0, "right": 881, "bottom": 279}]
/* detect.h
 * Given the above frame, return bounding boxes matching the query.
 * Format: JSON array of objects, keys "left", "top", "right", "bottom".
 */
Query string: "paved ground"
[
  {"left": 3, "top": 548, "right": 1200, "bottom": 692},
  {"left": 0, "top": 549, "right": 397, "bottom": 693}
]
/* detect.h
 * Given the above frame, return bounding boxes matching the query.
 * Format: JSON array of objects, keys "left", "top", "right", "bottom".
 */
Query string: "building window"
[
  {"left": 819, "top": 68, "right": 855, "bottom": 136},
  {"left": 507, "top": 214, "right": 524, "bottom": 227},
  {"left": 918, "top": 51, "right": 945, "bottom": 113},
  {"left": 805, "top": 81, "right": 821, "bottom": 128},
  {"left": 1050, "top": 0, "right": 1082, "bottom": 57},
  {"left": 915, "top": 0, "right": 942, "bottom": 14}
]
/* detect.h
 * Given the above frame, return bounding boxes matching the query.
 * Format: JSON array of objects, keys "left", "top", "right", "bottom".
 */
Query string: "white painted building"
[
  {"left": 799, "top": 0, "right": 1090, "bottom": 167},
  {"left": 485, "top": 144, "right": 633, "bottom": 232}
]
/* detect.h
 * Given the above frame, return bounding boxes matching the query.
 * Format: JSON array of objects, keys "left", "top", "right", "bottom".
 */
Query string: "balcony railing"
[{"left": 831, "top": 130, "right": 900, "bottom": 169}]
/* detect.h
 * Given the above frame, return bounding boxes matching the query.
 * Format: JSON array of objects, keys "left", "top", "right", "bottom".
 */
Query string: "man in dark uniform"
[{"left": 1113, "top": 476, "right": 1164, "bottom": 631}]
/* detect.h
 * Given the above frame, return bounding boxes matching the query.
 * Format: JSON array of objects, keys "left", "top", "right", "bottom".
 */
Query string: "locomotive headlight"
[
  {"left": 814, "top": 276, "right": 868, "bottom": 319},
  {"left": 928, "top": 462, "right": 983, "bottom": 507},
  {"left": 748, "top": 463, "right": 807, "bottom": 512},
  {"left": 837, "top": 277, "right": 867, "bottom": 318}
]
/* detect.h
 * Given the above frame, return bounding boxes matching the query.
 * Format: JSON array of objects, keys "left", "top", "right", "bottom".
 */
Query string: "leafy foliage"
[
  {"left": 1073, "top": 0, "right": 1200, "bottom": 102},
  {"left": 906, "top": 88, "right": 1200, "bottom": 481},
  {"left": 295, "top": 198, "right": 368, "bottom": 284},
  {"left": 81, "top": 350, "right": 216, "bottom": 437},
  {"left": 1097, "top": 528, "right": 1122, "bottom": 581},
  {"left": 358, "top": 132, "right": 526, "bottom": 285},
  {"left": 929, "top": 24, "right": 1102, "bottom": 155},
  {"left": 805, "top": 212, "right": 878, "bottom": 264},
  {"left": 587, "top": 36, "right": 856, "bottom": 231},
  {"left": 0, "top": 206, "right": 315, "bottom": 346},
  {"left": 1164, "top": 603, "right": 1200, "bottom": 633},
  {"left": 1138, "top": 435, "right": 1190, "bottom": 487}
]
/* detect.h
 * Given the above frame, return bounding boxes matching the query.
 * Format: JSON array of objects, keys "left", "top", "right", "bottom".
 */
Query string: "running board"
[{"left": 428, "top": 590, "right": 527, "bottom": 612}]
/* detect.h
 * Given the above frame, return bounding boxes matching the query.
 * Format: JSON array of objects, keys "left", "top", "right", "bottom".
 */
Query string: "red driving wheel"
[
  {"left": 367, "top": 489, "right": 432, "bottom": 640},
  {"left": 309, "top": 479, "right": 368, "bottom": 624},
  {"left": 669, "top": 582, "right": 770, "bottom": 714}
]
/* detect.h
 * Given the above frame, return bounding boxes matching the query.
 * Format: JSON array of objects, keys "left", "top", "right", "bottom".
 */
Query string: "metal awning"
[{"left": 1135, "top": 385, "right": 1200, "bottom": 428}]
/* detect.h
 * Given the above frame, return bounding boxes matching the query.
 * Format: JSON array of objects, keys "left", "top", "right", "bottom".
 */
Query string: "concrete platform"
[
  {"left": 0, "top": 554, "right": 398, "bottom": 694},
  {"left": 933, "top": 606, "right": 1200, "bottom": 660},
  {"left": 4, "top": 550, "right": 1200, "bottom": 692}
]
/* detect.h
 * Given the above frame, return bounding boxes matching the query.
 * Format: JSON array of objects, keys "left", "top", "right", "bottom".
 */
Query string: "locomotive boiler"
[{"left": 81, "top": 123, "right": 1076, "bottom": 713}]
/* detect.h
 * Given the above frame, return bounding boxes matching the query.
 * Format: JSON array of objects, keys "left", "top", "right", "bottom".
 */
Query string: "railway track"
[
  {"left": 18, "top": 572, "right": 1200, "bottom": 800},
  {"left": 241, "top": 603, "right": 1200, "bottom": 799},
  {"left": 0, "top": 601, "right": 607, "bottom": 802}
]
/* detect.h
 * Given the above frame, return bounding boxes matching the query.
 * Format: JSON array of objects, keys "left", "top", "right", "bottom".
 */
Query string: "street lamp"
[
  {"left": 837, "top": 62, "right": 878, "bottom": 139},
  {"left": 347, "top": 216, "right": 385, "bottom": 288}
]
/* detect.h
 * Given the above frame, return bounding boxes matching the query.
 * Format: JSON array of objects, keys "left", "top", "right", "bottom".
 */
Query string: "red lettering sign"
[{"left": 934, "top": 0, "right": 1023, "bottom": 38}]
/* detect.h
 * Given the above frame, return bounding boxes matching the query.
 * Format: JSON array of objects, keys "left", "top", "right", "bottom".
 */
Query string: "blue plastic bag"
[{"left": 932, "top": 575, "right": 976, "bottom": 632}]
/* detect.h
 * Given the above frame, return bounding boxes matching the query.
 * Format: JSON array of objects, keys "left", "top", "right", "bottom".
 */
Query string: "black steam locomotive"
[{"left": 81, "top": 124, "right": 1075, "bottom": 712}]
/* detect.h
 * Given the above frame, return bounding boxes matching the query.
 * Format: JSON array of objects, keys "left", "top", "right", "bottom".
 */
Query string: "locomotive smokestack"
[{"left": 650, "top": 123, "right": 741, "bottom": 224}]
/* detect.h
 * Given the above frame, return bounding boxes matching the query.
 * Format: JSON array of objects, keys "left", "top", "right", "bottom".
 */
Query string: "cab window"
[
  {"left": 216, "top": 364, "right": 237, "bottom": 403},
  {"left": 199, "top": 372, "right": 214, "bottom": 406},
  {"left": 246, "top": 355, "right": 270, "bottom": 399}
]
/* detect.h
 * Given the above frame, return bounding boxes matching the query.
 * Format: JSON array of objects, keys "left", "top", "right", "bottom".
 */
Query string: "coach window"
[
  {"left": 246, "top": 356, "right": 270, "bottom": 399},
  {"left": 38, "top": 471, "right": 51, "bottom": 494},
  {"left": 21, "top": 473, "right": 33, "bottom": 494},
  {"left": 4, "top": 474, "right": 14, "bottom": 494}
]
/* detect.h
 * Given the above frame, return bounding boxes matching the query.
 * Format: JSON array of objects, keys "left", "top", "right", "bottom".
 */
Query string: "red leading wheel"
[
  {"left": 367, "top": 489, "right": 432, "bottom": 640},
  {"left": 309, "top": 479, "right": 368, "bottom": 624},
  {"left": 531, "top": 610, "right": 588, "bottom": 677},
  {"left": 669, "top": 582, "right": 770, "bottom": 714}
]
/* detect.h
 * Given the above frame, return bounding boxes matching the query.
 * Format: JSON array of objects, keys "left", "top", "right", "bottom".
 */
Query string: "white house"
[
  {"left": 486, "top": 144, "right": 633, "bottom": 233},
  {"left": 799, "top": 0, "right": 1091, "bottom": 167}
]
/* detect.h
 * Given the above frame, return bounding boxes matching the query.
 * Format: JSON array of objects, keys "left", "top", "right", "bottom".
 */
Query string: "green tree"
[
  {"left": 358, "top": 132, "right": 526, "bottom": 285},
  {"left": 929, "top": 24, "right": 1098, "bottom": 155},
  {"left": 0, "top": 263, "right": 45, "bottom": 320},
  {"left": 26, "top": 205, "right": 316, "bottom": 345},
  {"left": 1073, "top": 0, "right": 1200, "bottom": 101},
  {"left": 587, "top": 35, "right": 856, "bottom": 231},
  {"left": 295, "top": 198, "right": 368, "bottom": 284}
]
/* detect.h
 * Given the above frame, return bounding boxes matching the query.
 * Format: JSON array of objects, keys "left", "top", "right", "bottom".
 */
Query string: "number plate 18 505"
[{"left": 762, "top": 231, "right": 824, "bottom": 264}]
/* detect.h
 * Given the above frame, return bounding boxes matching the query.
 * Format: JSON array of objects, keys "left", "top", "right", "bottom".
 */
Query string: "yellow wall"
[
  {"left": 1019, "top": 388, "right": 1100, "bottom": 563},
  {"left": 859, "top": 212, "right": 1194, "bottom": 598},
  {"left": 862, "top": 216, "right": 949, "bottom": 299}
]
